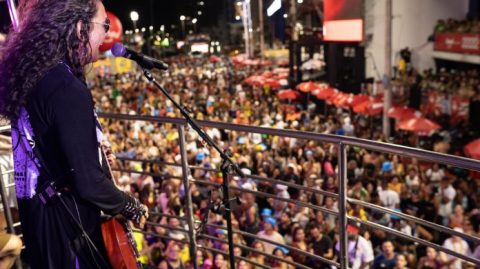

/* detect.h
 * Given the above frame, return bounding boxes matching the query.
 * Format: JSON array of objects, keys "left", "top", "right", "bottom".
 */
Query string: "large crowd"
[
  {"left": 434, "top": 18, "right": 480, "bottom": 34},
  {"left": 86, "top": 54, "right": 480, "bottom": 269}
]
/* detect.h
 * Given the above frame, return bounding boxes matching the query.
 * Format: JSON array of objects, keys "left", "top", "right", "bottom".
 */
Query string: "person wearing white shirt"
[
  {"left": 437, "top": 177, "right": 456, "bottom": 224},
  {"left": 335, "top": 224, "right": 374, "bottom": 269},
  {"left": 425, "top": 164, "right": 444, "bottom": 188},
  {"left": 441, "top": 227, "right": 471, "bottom": 269},
  {"left": 378, "top": 180, "right": 400, "bottom": 209},
  {"left": 256, "top": 217, "right": 285, "bottom": 255}
]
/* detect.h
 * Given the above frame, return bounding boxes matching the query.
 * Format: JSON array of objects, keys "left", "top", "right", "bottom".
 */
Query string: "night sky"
[{"left": 0, "top": 0, "right": 223, "bottom": 33}]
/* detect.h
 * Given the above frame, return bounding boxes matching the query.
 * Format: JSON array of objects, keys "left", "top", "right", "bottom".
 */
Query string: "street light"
[
  {"left": 130, "top": 11, "right": 139, "bottom": 29},
  {"left": 192, "top": 18, "right": 198, "bottom": 33},
  {"left": 180, "top": 15, "right": 186, "bottom": 38}
]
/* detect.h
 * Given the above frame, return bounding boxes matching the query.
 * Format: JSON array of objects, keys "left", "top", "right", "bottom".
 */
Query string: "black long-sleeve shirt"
[{"left": 16, "top": 63, "right": 131, "bottom": 269}]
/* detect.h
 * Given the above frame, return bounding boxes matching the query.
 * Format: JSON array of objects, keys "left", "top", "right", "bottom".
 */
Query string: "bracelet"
[{"left": 121, "top": 195, "right": 146, "bottom": 224}]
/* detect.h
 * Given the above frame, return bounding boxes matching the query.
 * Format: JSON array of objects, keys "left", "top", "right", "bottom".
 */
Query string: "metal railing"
[
  {"left": 1, "top": 112, "right": 480, "bottom": 269},
  {"left": 0, "top": 125, "right": 23, "bottom": 269},
  {"left": 99, "top": 113, "right": 480, "bottom": 269}
]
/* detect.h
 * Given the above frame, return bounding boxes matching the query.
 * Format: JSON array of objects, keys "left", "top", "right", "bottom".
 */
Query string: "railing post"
[
  {"left": 338, "top": 143, "right": 348, "bottom": 269},
  {"left": 177, "top": 125, "right": 198, "bottom": 269},
  {"left": 0, "top": 164, "right": 23, "bottom": 269}
]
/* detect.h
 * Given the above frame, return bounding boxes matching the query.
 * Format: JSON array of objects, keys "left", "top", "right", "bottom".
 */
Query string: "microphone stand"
[{"left": 142, "top": 69, "right": 243, "bottom": 269}]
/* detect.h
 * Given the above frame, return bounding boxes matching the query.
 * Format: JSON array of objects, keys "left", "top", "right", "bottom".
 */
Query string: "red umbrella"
[
  {"left": 261, "top": 71, "right": 274, "bottom": 78},
  {"left": 244, "top": 75, "right": 264, "bottom": 86},
  {"left": 209, "top": 55, "right": 221, "bottom": 63},
  {"left": 464, "top": 139, "right": 480, "bottom": 159},
  {"left": 277, "top": 89, "right": 300, "bottom": 100},
  {"left": 327, "top": 92, "right": 348, "bottom": 105},
  {"left": 313, "top": 87, "right": 337, "bottom": 100},
  {"left": 296, "top": 81, "right": 319, "bottom": 93},
  {"left": 332, "top": 93, "right": 353, "bottom": 108},
  {"left": 263, "top": 78, "right": 281, "bottom": 89},
  {"left": 397, "top": 117, "right": 441, "bottom": 135},
  {"left": 275, "top": 73, "right": 289, "bottom": 80},
  {"left": 387, "top": 106, "right": 418, "bottom": 120},
  {"left": 348, "top": 94, "right": 370, "bottom": 107},
  {"left": 353, "top": 99, "right": 383, "bottom": 116}
]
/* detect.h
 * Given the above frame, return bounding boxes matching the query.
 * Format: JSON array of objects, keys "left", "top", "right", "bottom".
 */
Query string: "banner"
[{"left": 434, "top": 33, "right": 480, "bottom": 54}]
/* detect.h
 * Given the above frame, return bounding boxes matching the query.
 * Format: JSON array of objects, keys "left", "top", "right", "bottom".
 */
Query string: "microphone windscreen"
[{"left": 111, "top": 42, "right": 126, "bottom": 57}]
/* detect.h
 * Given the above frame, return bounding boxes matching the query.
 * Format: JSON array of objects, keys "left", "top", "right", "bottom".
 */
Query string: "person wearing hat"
[
  {"left": 256, "top": 217, "right": 285, "bottom": 255},
  {"left": 335, "top": 223, "right": 374, "bottom": 269}
]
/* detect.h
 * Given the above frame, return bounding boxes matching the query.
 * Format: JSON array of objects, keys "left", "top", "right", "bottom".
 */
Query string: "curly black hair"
[{"left": 0, "top": 0, "right": 99, "bottom": 121}]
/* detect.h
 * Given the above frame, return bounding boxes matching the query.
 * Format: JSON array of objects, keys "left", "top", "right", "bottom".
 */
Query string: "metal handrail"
[
  {"left": 0, "top": 125, "right": 11, "bottom": 133},
  {"left": 348, "top": 217, "right": 480, "bottom": 265},
  {"left": 1, "top": 114, "right": 478, "bottom": 269},
  {"left": 199, "top": 234, "right": 312, "bottom": 269},
  {"left": 193, "top": 178, "right": 340, "bottom": 217},
  {"left": 99, "top": 113, "right": 480, "bottom": 268},
  {"left": 98, "top": 113, "right": 480, "bottom": 171},
  {"left": 349, "top": 198, "right": 480, "bottom": 244},
  {"left": 204, "top": 222, "right": 339, "bottom": 267},
  {"left": 198, "top": 245, "right": 274, "bottom": 269}
]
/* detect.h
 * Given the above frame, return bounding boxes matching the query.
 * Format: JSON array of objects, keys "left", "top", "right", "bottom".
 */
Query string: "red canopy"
[
  {"left": 313, "top": 87, "right": 337, "bottom": 100},
  {"left": 387, "top": 106, "right": 418, "bottom": 120},
  {"left": 244, "top": 75, "right": 264, "bottom": 86},
  {"left": 209, "top": 55, "right": 221, "bottom": 63},
  {"left": 296, "top": 81, "right": 319, "bottom": 93},
  {"left": 348, "top": 94, "right": 370, "bottom": 107},
  {"left": 263, "top": 78, "right": 281, "bottom": 89},
  {"left": 397, "top": 117, "right": 441, "bottom": 136},
  {"left": 331, "top": 93, "right": 353, "bottom": 108},
  {"left": 353, "top": 99, "right": 383, "bottom": 116},
  {"left": 277, "top": 89, "right": 301, "bottom": 100},
  {"left": 464, "top": 139, "right": 480, "bottom": 159}
]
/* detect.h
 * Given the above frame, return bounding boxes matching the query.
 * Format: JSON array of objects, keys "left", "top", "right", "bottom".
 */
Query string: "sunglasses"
[{"left": 92, "top": 17, "right": 110, "bottom": 33}]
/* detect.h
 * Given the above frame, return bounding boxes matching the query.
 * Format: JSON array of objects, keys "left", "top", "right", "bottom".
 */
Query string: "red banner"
[{"left": 435, "top": 33, "right": 480, "bottom": 54}]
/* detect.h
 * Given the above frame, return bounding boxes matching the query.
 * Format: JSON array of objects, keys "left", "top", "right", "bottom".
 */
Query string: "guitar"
[{"left": 99, "top": 142, "right": 142, "bottom": 269}]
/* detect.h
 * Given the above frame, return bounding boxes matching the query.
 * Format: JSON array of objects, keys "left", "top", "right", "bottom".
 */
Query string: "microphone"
[{"left": 111, "top": 42, "right": 168, "bottom": 70}]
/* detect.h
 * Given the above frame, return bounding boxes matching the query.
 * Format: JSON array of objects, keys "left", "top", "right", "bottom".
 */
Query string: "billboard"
[{"left": 323, "top": 0, "right": 363, "bottom": 42}]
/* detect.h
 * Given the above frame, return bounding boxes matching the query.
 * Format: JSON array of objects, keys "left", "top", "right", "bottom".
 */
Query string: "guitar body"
[{"left": 101, "top": 217, "right": 141, "bottom": 269}]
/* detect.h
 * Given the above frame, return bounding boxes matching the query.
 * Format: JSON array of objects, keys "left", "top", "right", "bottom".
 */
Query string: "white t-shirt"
[
  {"left": 442, "top": 238, "right": 471, "bottom": 269},
  {"left": 378, "top": 188, "right": 400, "bottom": 209},
  {"left": 426, "top": 168, "right": 444, "bottom": 184},
  {"left": 335, "top": 235, "right": 374, "bottom": 269},
  {"left": 256, "top": 230, "right": 286, "bottom": 255},
  {"left": 438, "top": 185, "right": 456, "bottom": 217}
]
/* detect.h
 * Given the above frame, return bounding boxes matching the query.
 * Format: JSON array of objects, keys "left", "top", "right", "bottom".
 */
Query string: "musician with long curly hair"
[{"left": 0, "top": 0, "right": 148, "bottom": 268}]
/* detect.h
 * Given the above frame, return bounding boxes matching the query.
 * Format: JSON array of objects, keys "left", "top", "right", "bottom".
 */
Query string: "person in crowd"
[
  {"left": 335, "top": 224, "right": 374, "bottom": 269},
  {"left": 441, "top": 228, "right": 471, "bottom": 269},
  {"left": 256, "top": 217, "right": 285, "bottom": 255},
  {"left": 373, "top": 240, "right": 398, "bottom": 269},
  {"left": 309, "top": 223, "right": 333, "bottom": 269}
]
